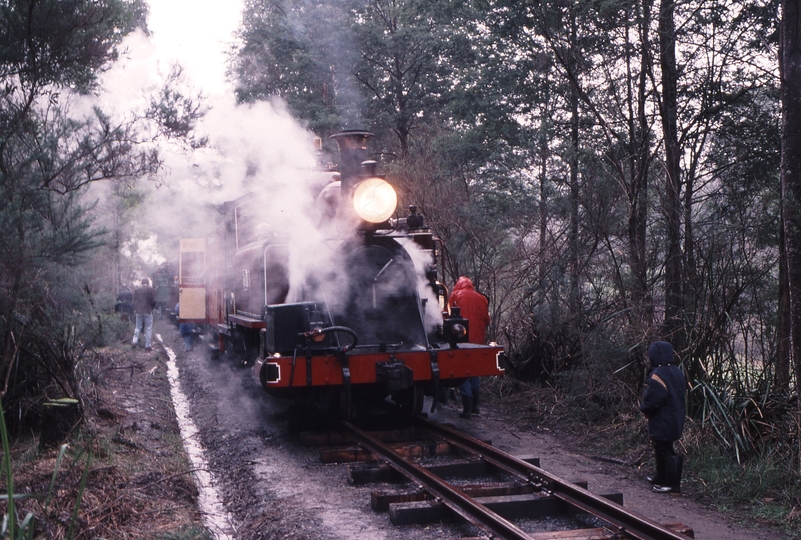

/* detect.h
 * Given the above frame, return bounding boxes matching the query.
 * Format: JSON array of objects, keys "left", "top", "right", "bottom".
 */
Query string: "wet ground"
[
  {"left": 160, "top": 320, "right": 463, "bottom": 539},
  {"left": 155, "top": 318, "right": 787, "bottom": 540}
]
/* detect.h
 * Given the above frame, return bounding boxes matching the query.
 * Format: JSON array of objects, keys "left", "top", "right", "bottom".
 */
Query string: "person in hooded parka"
[{"left": 639, "top": 341, "right": 687, "bottom": 494}]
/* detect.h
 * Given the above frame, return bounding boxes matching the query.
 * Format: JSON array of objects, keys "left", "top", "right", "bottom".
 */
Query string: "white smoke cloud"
[
  {"left": 75, "top": 16, "right": 440, "bottom": 347},
  {"left": 78, "top": 25, "right": 326, "bottom": 276},
  {"left": 399, "top": 237, "right": 445, "bottom": 333},
  {"left": 147, "top": 0, "right": 242, "bottom": 97}
]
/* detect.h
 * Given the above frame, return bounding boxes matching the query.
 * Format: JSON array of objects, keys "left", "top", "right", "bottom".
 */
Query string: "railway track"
[{"left": 302, "top": 415, "right": 694, "bottom": 540}]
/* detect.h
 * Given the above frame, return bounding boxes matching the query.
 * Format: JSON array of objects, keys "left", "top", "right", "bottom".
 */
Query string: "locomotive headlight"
[{"left": 352, "top": 177, "right": 397, "bottom": 223}]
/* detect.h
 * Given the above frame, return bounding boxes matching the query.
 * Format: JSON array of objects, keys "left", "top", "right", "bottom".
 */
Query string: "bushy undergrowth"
[
  {"left": 0, "top": 284, "right": 132, "bottom": 440},
  {"left": 2, "top": 340, "right": 210, "bottom": 539},
  {"left": 496, "top": 369, "right": 801, "bottom": 537},
  {"left": 682, "top": 424, "right": 801, "bottom": 537},
  {"left": 689, "top": 445, "right": 799, "bottom": 505}
]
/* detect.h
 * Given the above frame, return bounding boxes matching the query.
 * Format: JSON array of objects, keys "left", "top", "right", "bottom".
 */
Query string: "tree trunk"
[
  {"left": 778, "top": 211, "right": 792, "bottom": 391},
  {"left": 780, "top": 0, "right": 801, "bottom": 442},
  {"left": 568, "top": 9, "right": 581, "bottom": 356},
  {"left": 658, "top": 0, "right": 684, "bottom": 351},
  {"left": 539, "top": 75, "right": 550, "bottom": 288},
  {"left": 628, "top": 0, "right": 653, "bottom": 327}
]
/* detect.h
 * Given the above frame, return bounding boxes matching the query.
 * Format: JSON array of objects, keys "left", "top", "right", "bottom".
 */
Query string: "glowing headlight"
[{"left": 352, "top": 177, "right": 398, "bottom": 223}]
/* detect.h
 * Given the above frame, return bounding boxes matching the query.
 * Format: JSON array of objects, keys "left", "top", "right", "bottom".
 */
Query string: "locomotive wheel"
[
  {"left": 394, "top": 383, "right": 424, "bottom": 419},
  {"left": 338, "top": 388, "right": 354, "bottom": 421},
  {"left": 318, "top": 387, "right": 354, "bottom": 421}
]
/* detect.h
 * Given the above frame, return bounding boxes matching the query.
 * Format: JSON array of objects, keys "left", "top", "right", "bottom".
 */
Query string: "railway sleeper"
[
  {"left": 388, "top": 491, "right": 624, "bottom": 525},
  {"left": 348, "top": 456, "right": 541, "bottom": 485},
  {"left": 300, "top": 427, "right": 425, "bottom": 446},
  {"left": 321, "top": 441, "right": 449, "bottom": 463},
  {"left": 454, "top": 521, "right": 693, "bottom": 540},
  {"left": 321, "top": 440, "right": 472, "bottom": 464},
  {"left": 371, "top": 480, "right": 588, "bottom": 512}
]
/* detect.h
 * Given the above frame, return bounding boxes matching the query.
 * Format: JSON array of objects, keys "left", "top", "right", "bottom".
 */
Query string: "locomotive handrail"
[
  {"left": 299, "top": 326, "right": 359, "bottom": 352},
  {"left": 351, "top": 341, "right": 404, "bottom": 351}
]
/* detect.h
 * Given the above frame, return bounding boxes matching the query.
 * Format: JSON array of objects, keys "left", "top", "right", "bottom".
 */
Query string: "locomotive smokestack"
[{"left": 330, "top": 130, "right": 373, "bottom": 197}]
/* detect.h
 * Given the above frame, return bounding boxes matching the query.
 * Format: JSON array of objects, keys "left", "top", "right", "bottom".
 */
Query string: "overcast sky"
[{"left": 147, "top": 0, "right": 244, "bottom": 96}]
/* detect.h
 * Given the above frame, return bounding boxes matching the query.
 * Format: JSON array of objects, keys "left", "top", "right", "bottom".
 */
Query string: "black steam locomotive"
[{"left": 178, "top": 131, "right": 505, "bottom": 418}]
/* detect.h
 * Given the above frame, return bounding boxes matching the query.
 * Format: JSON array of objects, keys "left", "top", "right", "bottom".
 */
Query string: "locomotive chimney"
[{"left": 330, "top": 130, "right": 373, "bottom": 197}]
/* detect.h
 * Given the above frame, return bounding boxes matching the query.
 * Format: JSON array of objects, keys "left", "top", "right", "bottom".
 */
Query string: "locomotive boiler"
[{"left": 178, "top": 131, "right": 505, "bottom": 418}]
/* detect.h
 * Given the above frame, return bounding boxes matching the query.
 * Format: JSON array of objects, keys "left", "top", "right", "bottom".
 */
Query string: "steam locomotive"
[{"left": 177, "top": 131, "right": 505, "bottom": 418}]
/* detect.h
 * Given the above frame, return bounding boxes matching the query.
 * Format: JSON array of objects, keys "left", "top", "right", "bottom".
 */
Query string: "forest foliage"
[
  {"left": 0, "top": 0, "right": 152, "bottom": 430},
  {"left": 233, "top": 0, "right": 799, "bottom": 467},
  {"left": 0, "top": 0, "right": 208, "bottom": 440}
]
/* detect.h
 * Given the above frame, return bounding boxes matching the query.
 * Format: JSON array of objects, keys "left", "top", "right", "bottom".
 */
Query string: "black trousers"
[
  {"left": 651, "top": 439, "right": 676, "bottom": 484},
  {"left": 653, "top": 439, "right": 676, "bottom": 459}
]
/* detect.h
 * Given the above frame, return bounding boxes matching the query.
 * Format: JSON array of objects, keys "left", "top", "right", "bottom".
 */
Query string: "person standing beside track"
[
  {"left": 131, "top": 278, "right": 156, "bottom": 351},
  {"left": 640, "top": 340, "right": 686, "bottom": 494},
  {"left": 448, "top": 276, "right": 490, "bottom": 419}
]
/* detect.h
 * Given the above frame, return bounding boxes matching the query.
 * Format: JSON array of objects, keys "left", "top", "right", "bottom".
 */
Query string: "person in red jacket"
[{"left": 448, "top": 276, "right": 490, "bottom": 418}]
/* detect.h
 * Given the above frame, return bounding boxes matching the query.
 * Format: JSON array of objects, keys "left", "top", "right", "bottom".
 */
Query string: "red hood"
[{"left": 452, "top": 276, "right": 474, "bottom": 293}]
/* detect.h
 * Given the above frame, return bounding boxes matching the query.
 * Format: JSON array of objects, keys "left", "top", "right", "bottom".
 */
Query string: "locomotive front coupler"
[{"left": 375, "top": 356, "right": 414, "bottom": 392}]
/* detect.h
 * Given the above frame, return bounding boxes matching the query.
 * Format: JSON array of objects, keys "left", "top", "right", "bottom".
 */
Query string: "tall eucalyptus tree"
[
  {"left": 233, "top": 0, "right": 360, "bottom": 137},
  {"left": 483, "top": 0, "right": 664, "bottom": 375},
  {"left": 656, "top": 0, "right": 684, "bottom": 349},
  {"left": 780, "top": 0, "right": 801, "bottom": 399}
]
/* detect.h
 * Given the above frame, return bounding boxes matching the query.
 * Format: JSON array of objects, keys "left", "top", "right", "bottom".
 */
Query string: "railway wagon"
[{"left": 178, "top": 131, "right": 505, "bottom": 418}]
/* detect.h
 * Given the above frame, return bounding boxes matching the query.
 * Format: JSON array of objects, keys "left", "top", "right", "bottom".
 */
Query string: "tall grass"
[
  {"left": 0, "top": 403, "right": 29, "bottom": 539},
  {"left": 691, "top": 379, "right": 797, "bottom": 466},
  {"left": 1, "top": 403, "right": 85, "bottom": 539}
]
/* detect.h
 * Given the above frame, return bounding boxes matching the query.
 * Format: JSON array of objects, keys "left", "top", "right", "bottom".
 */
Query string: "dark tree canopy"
[{"left": 0, "top": 0, "right": 157, "bottom": 422}]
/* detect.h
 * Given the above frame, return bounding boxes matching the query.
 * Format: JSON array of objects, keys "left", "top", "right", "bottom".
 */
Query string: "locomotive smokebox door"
[{"left": 263, "top": 302, "right": 333, "bottom": 355}]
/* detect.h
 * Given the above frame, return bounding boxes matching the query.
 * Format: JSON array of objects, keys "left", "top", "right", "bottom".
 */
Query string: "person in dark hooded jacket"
[
  {"left": 131, "top": 278, "right": 156, "bottom": 351},
  {"left": 640, "top": 341, "right": 686, "bottom": 494},
  {"left": 448, "top": 277, "right": 490, "bottom": 419}
]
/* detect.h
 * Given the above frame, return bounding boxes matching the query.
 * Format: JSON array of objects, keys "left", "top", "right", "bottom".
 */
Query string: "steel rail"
[
  {"left": 339, "top": 419, "right": 534, "bottom": 540},
  {"left": 415, "top": 416, "right": 691, "bottom": 540}
]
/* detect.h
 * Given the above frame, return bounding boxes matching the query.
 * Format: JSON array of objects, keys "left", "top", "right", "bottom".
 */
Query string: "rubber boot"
[
  {"left": 460, "top": 395, "right": 473, "bottom": 419},
  {"left": 673, "top": 455, "right": 684, "bottom": 493},
  {"left": 653, "top": 455, "right": 683, "bottom": 494},
  {"left": 646, "top": 451, "right": 666, "bottom": 485},
  {"left": 471, "top": 388, "right": 480, "bottom": 415}
]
